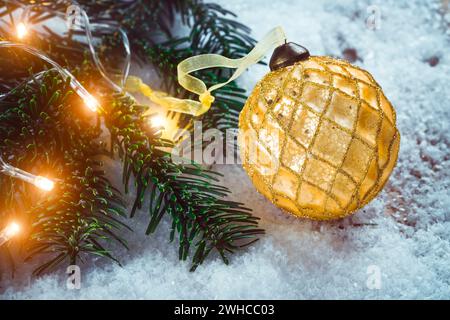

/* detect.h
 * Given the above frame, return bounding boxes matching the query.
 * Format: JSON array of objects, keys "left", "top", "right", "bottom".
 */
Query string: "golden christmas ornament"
[
  {"left": 239, "top": 53, "right": 400, "bottom": 220},
  {"left": 177, "top": 27, "right": 400, "bottom": 220}
]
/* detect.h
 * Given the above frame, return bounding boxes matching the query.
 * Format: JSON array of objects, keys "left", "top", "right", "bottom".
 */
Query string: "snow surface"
[{"left": 1, "top": 0, "right": 450, "bottom": 299}]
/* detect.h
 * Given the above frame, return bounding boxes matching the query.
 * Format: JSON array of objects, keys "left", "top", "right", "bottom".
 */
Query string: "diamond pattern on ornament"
[{"left": 239, "top": 56, "right": 400, "bottom": 219}]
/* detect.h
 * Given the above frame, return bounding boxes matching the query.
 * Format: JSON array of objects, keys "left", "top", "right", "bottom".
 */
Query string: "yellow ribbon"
[
  {"left": 125, "top": 26, "right": 286, "bottom": 117},
  {"left": 124, "top": 76, "right": 206, "bottom": 116}
]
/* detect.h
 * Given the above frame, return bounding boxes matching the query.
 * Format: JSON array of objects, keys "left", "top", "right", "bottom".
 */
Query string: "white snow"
[{"left": 1, "top": 0, "right": 450, "bottom": 299}]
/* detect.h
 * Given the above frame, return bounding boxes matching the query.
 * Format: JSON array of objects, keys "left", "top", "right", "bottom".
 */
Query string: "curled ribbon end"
[
  {"left": 199, "top": 91, "right": 215, "bottom": 109},
  {"left": 177, "top": 26, "right": 287, "bottom": 117}
]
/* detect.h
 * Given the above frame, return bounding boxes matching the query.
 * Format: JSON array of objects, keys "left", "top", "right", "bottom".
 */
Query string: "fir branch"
[
  {"left": 0, "top": 70, "right": 128, "bottom": 274},
  {"left": 79, "top": 0, "right": 264, "bottom": 268},
  {"left": 0, "top": 0, "right": 264, "bottom": 275},
  {"left": 104, "top": 93, "right": 263, "bottom": 271}
]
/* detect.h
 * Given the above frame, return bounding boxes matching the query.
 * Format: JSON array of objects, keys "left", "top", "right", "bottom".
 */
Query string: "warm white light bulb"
[
  {"left": 16, "top": 22, "right": 28, "bottom": 39},
  {"left": 84, "top": 95, "right": 100, "bottom": 112},
  {"left": 34, "top": 176, "right": 54, "bottom": 191},
  {"left": 150, "top": 115, "right": 166, "bottom": 129},
  {"left": 5, "top": 222, "right": 20, "bottom": 238}
]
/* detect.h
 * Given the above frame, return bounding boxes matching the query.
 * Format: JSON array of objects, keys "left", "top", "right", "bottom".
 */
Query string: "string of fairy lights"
[
  {"left": 0, "top": 0, "right": 244, "bottom": 246},
  {"left": 0, "top": 2, "right": 135, "bottom": 245}
]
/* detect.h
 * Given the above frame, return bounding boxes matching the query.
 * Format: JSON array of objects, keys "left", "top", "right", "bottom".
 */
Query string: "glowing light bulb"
[
  {"left": 0, "top": 222, "right": 21, "bottom": 246},
  {"left": 150, "top": 115, "right": 166, "bottom": 129},
  {"left": 5, "top": 222, "right": 20, "bottom": 237},
  {"left": 16, "top": 22, "right": 28, "bottom": 39},
  {"left": 34, "top": 176, "right": 54, "bottom": 191},
  {"left": 84, "top": 95, "right": 100, "bottom": 112}
]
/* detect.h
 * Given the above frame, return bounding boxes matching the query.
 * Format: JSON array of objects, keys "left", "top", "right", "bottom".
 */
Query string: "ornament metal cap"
[{"left": 269, "top": 42, "right": 310, "bottom": 71}]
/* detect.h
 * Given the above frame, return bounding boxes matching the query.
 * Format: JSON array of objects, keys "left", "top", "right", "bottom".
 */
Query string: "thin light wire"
[
  {"left": 0, "top": 70, "right": 47, "bottom": 99},
  {"left": 2, "top": 0, "right": 131, "bottom": 92},
  {"left": 0, "top": 2, "right": 135, "bottom": 187},
  {"left": 0, "top": 40, "right": 100, "bottom": 112},
  {"left": 0, "top": 155, "right": 54, "bottom": 191},
  {"left": 78, "top": 8, "right": 131, "bottom": 91},
  {"left": 0, "top": 2, "right": 133, "bottom": 187}
]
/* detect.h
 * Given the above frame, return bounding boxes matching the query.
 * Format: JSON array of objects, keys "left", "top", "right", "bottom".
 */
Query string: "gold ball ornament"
[{"left": 238, "top": 45, "right": 400, "bottom": 220}]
